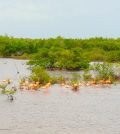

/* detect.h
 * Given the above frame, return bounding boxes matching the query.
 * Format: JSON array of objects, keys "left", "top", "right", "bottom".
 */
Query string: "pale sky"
[{"left": 0, "top": 0, "right": 120, "bottom": 38}]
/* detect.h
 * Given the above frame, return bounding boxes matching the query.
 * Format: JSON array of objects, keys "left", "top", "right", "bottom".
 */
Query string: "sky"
[{"left": 0, "top": 0, "right": 120, "bottom": 38}]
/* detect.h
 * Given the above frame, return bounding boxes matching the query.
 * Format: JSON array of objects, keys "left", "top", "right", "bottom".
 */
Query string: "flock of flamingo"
[
  {"left": 19, "top": 78, "right": 113, "bottom": 92},
  {"left": 0, "top": 77, "right": 113, "bottom": 97}
]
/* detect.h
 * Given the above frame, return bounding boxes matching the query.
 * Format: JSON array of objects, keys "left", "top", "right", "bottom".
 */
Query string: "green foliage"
[
  {"left": 0, "top": 84, "right": 7, "bottom": 90},
  {"left": 30, "top": 66, "right": 50, "bottom": 84},
  {"left": 71, "top": 73, "right": 81, "bottom": 83},
  {"left": 0, "top": 83, "right": 17, "bottom": 95},
  {"left": 91, "top": 63, "right": 115, "bottom": 81},
  {"left": 56, "top": 75, "right": 66, "bottom": 84},
  {"left": 1, "top": 36, "right": 120, "bottom": 70},
  {"left": 1, "top": 90, "right": 16, "bottom": 95},
  {"left": 29, "top": 44, "right": 89, "bottom": 70},
  {"left": 83, "top": 70, "right": 92, "bottom": 81},
  {"left": 50, "top": 77, "right": 58, "bottom": 84}
]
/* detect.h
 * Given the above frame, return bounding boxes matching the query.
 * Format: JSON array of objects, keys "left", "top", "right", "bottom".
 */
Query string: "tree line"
[{"left": 0, "top": 35, "right": 120, "bottom": 70}]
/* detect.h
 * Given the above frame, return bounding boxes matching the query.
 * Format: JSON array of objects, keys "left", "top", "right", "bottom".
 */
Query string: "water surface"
[{"left": 0, "top": 58, "right": 120, "bottom": 134}]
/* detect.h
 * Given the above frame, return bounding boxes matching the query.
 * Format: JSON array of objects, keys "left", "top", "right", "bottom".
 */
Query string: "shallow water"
[
  {"left": 0, "top": 59, "right": 120, "bottom": 134},
  {"left": 0, "top": 58, "right": 29, "bottom": 85}
]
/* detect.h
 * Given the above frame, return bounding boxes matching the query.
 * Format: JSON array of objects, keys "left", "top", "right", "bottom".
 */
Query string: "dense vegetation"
[{"left": 0, "top": 35, "right": 120, "bottom": 70}]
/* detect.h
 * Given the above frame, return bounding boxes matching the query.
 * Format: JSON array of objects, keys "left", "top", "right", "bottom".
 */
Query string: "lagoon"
[{"left": 0, "top": 58, "right": 120, "bottom": 134}]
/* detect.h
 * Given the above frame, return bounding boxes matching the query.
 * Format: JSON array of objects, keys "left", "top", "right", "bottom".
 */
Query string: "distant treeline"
[{"left": 0, "top": 35, "right": 120, "bottom": 70}]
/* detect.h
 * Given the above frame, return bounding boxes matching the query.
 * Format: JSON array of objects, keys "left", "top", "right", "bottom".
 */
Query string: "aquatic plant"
[
  {"left": 83, "top": 70, "right": 92, "bottom": 81},
  {"left": 1, "top": 89, "right": 16, "bottom": 95},
  {"left": 0, "top": 83, "right": 17, "bottom": 95},
  {"left": 0, "top": 84, "right": 7, "bottom": 90},
  {"left": 91, "top": 63, "right": 115, "bottom": 82},
  {"left": 50, "top": 76, "right": 59, "bottom": 84},
  {"left": 30, "top": 66, "right": 50, "bottom": 84},
  {"left": 55, "top": 75, "right": 66, "bottom": 84},
  {"left": 71, "top": 73, "right": 81, "bottom": 83}
]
